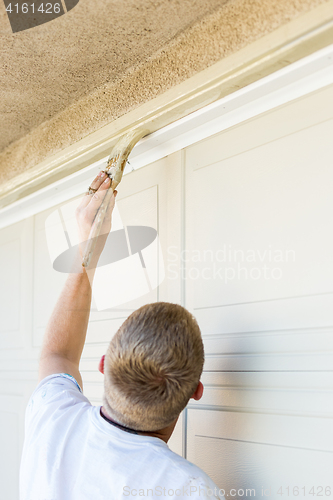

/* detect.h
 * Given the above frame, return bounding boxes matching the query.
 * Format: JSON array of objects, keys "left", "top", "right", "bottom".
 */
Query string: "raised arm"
[{"left": 38, "top": 171, "right": 116, "bottom": 389}]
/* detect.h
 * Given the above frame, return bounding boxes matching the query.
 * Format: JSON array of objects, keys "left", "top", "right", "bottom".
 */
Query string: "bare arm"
[{"left": 38, "top": 171, "right": 117, "bottom": 388}]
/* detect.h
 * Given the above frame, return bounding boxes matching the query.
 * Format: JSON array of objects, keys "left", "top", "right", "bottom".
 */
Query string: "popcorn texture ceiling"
[{"left": 0, "top": 0, "right": 330, "bottom": 187}]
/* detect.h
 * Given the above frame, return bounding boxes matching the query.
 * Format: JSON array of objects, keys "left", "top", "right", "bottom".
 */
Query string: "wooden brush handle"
[
  {"left": 81, "top": 185, "right": 115, "bottom": 268},
  {"left": 81, "top": 129, "right": 148, "bottom": 269}
]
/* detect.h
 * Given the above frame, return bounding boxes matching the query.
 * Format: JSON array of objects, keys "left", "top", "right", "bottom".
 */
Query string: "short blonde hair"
[{"left": 102, "top": 302, "right": 204, "bottom": 431}]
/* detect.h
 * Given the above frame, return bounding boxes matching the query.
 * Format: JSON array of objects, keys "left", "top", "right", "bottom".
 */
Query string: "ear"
[
  {"left": 98, "top": 355, "right": 105, "bottom": 374},
  {"left": 190, "top": 381, "right": 204, "bottom": 401}
]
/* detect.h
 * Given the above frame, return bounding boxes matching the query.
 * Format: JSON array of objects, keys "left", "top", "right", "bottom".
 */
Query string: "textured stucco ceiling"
[
  {"left": 0, "top": 0, "right": 230, "bottom": 152},
  {"left": 0, "top": 0, "right": 330, "bottom": 188}
]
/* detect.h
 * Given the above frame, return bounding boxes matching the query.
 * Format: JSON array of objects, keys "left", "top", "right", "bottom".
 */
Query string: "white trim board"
[{"left": 1, "top": 42, "right": 333, "bottom": 231}]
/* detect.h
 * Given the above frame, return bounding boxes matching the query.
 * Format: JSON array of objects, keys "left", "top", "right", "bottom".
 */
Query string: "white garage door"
[
  {"left": 184, "top": 84, "right": 333, "bottom": 497},
  {"left": 0, "top": 84, "right": 333, "bottom": 499}
]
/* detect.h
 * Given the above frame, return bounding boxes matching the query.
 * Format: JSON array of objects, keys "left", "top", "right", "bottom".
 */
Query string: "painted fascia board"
[
  {"left": 1, "top": 0, "right": 333, "bottom": 209},
  {"left": 131, "top": 45, "right": 333, "bottom": 170}
]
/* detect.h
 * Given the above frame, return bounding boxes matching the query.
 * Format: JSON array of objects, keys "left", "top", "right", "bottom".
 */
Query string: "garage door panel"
[
  {"left": 195, "top": 295, "right": 333, "bottom": 335},
  {"left": 202, "top": 328, "right": 333, "bottom": 353},
  {"left": 201, "top": 325, "right": 333, "bottom": 371},
  {"left": 191, "top": 385, "right": 333, "bottom": 417},
  {"left": 200, "top": 370, "right": 333, "bottom": 389},
  {"left": 0, "top": 218, "right": 33, "bottom": 349},
  {"left": 186, "top": 84, "right": 333, "bottom": 172},
  {"left": 187, "top": 432, "right": 333, "bottom": 498},
  {"left": 33, "top": 205, "right": 70, "bottom": 346},
  {"left": 187, "top": 408, "right": 333, "bottom": 456},
  {"left": 185, "top": 121, "right": 333, "bottom": 311},
  {"left": 0, "top": 396, "right": 23, "bottom": 500}
]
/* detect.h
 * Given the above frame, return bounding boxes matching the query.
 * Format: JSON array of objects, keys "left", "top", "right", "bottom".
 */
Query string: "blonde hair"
[{"left": 102, "top": 302, "right": 204, "bottom": 431}]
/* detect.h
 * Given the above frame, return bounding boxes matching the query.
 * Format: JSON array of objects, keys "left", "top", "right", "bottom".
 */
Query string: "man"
[{"left": 20, "top": 171, "right": 224, "bottom": 500}]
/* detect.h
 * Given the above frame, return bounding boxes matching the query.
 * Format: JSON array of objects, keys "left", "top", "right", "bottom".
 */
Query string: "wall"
[{"left": 1, "top": 83, "right": 333, "bottom": 499}]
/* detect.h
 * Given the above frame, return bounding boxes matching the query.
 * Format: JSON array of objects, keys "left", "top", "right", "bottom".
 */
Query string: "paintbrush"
[{"left": 82, "top": 129, "right": 147, "bottom": 268}]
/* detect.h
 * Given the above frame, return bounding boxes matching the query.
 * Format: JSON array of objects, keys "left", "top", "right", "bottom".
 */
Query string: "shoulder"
[{"left": 37, "top": 372, "right": 83, "bottom": 393}]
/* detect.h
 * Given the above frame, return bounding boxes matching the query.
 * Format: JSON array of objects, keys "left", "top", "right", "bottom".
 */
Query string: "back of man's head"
[{"left": 102, "top": 302, "right": 204, "bottom": 431}]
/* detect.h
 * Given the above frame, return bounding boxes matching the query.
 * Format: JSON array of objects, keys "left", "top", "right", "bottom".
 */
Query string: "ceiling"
[
  {"left": 0, "top": 0, "right": 329, "bottom": 188},
  {"left": 0, "top": 0, "right": 229, "bottom": 153}
]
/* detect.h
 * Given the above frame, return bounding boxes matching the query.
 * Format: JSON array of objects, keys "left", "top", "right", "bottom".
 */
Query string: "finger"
[
  {"left": 88, "top": 176, "right": 112, "bottom": 214},
  {"left": 90, "top": 170, "right": 107, "bottom": 191},
  {"left": 77, "top": 171, "right": 108, "bottom": 210}
]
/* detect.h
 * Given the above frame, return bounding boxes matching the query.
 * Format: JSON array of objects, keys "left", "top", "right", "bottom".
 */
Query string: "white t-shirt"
[{"left": 20, "top": 374, "right": 224, "bottom": 500}]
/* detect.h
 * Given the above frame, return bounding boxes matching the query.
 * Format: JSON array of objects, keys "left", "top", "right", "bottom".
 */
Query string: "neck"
[{"left": 100, "top": 406, "right": 178, "bottom": 444}]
